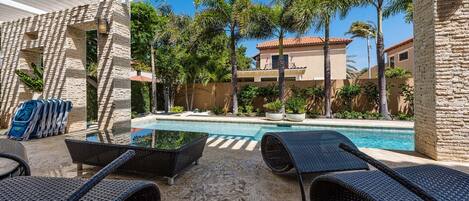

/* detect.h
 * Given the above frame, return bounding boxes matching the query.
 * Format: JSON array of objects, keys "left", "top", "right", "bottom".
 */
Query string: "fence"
[{"left": 173, "top": 78, "right": 414, "bottom": 115}]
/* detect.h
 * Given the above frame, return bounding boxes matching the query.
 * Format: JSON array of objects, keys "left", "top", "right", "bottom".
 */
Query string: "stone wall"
[
  {"left": 414, "top": 0, "right": 469, "bottom": 161},
  {"left": 0, "top": 0, "right": 131, "bottom": 135}
]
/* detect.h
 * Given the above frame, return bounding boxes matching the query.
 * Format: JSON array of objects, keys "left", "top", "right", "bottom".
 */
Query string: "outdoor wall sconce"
[{"left": 96, "top": 17, "right": 110, "bottom": 34}]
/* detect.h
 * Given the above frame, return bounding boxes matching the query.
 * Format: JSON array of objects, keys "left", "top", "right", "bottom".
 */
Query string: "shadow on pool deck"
[{"left": 3, "top": 134, "right": 469, "bottom": 201}]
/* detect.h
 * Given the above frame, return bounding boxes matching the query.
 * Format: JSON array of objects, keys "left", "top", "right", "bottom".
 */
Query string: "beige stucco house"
[
  {"left": 359, "top": 38, "right": 414, "bottom": 79},
  {"left": 238, "top": 37, "right": 352, "bottom": 82}
]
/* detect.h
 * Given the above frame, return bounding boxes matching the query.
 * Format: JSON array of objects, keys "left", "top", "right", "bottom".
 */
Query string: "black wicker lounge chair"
[
  {"left": 0, "top": 139, "right": 160, "bottom": 201},
  {"left": 261, "top": 131, "right": 369, "bottom": 201},
  {"left": 0, "top": 139, "right": 30, "bottom": 180},
  {"left": 310, "top": 143, "right": 469, "bottom": 201}
]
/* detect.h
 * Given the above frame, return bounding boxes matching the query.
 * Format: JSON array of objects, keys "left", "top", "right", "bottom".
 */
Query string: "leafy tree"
[
  {"left": 338, "top": 84, "right": 361, "bottom": 111},
  {"left": 293, "top": 0, "right": 357, "bottom": 118},
  {"left": 384, "top": 0, "right": 413, "bottom": 23},
  {"left": 385, "top": 67, "right": 411, "bottom": 79},
  {"left": 131, "top": 1, "right": 161, "bottom": 65},
  {"left": 195, "top": 0, "right": 255, "bottom": 114},
  {"left": 346, "top": 21, "right": 376, "bottom": 79},
  {"left": 247, "top": 0, "right": 312, "bottom": 111}
]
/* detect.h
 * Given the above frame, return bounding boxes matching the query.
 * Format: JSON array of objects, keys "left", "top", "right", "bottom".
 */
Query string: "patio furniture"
[
  {"left": 0, "top": 139, "right": 30, "bottom": 180},
  {"left": 65, "top": 129, "right": 208, "bottom": 185},
  {"left": 309, "top": 143, "right": 469, "bottom": 201},
  {"left": 0, "top": 149, "right": 160, "bottom": 201},
  {"left": 261, "top": 131, "right": 369, "bottom": 201}
]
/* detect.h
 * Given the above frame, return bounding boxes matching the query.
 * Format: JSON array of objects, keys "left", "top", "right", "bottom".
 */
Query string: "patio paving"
[{"left": 1, "top": 133, "right": 468, "bottom": 201}]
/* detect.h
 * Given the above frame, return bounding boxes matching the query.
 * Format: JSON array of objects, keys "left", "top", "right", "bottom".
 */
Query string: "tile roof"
[
  {"left": 257, "top": 37, "right": 352, "bottom": 50},
  {"left": 384, "top": 38, "right": 413, "bottom": 53}
]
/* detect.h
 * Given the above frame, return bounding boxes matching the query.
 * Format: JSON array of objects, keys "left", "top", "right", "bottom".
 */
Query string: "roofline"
[
  {"left": 0, "top": 0, "right": 47, "bottom": 15},
  {"left": 257, "top": 37, "right": 352, "bottom": 50},
  {"left": 384, "top": 38, "right": 414, "bottom": 53}
]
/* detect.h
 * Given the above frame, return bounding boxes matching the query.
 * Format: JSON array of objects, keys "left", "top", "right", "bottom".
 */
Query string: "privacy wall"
[{"left": 0, "top": 0, "right": 131, "bottom": 135}]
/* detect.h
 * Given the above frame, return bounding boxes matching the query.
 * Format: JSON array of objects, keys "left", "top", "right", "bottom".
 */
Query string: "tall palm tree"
[
  {"left": 293, "top": 0, "right": 356, "bottom": 118},
  {"left": 247, "top": 0, "right": 311, "bottom": 108},
  {"left": 384, "top": 0, "right": 413, "bottom": 23},
  {"left": 358, "top": 0, "right": 391, "bottom": 120},
  {"left": 346, "top": 21, "right": 376, "bottom": 79},
  {"left": 194, "top": 0, "right": 254, "bottom": 114},
  {"left": 346, "top": 55, "right": 360, "bottom": 79}
]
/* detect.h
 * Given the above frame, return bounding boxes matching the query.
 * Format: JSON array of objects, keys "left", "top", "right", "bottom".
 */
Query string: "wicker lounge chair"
[
  {"left": 0, "top": 139, "right": 30, "bottom": 180},
  {"left": 0, "top": 139, "right": 160, "bottom": 201},
  {"left": 261, "top": 131, "right": 369, "bottom": 201},
  {"left": 310, "top": 143, "right": 469, "bottom": 201}
]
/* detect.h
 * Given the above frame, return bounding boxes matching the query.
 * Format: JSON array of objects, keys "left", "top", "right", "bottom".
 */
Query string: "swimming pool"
[{"left": 132, "top": 120, "right": 415, "bottom": 151}]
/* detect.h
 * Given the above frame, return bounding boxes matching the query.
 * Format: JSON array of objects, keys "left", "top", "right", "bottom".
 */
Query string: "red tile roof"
[
  {"left": 130, "top": 75, "right": 153, "bottom": 82},
  {"left": 257, "top": 37, "right": 352, "bottom": 50},
  {"left": 384, "top": 38, "right": 413, "bottom": 53}
]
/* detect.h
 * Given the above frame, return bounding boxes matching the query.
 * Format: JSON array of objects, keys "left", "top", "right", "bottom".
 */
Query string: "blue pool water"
[{"left": 132, "top": 120, "right": 415, "bottom": 151}]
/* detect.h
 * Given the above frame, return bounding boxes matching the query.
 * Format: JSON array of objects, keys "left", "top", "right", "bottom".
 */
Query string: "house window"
[
  {"left": 271, "top": 55, "right": 289, "bottom": 69},
  {"left": 389, "top": 56, "right": 395, "bottom": 68},
  {"left": 399, "top": 51, "right": 408, "bottom": 61}
]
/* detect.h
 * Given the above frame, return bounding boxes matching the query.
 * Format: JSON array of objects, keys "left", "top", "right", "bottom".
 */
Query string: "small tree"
[
  {"left": 363, "top": 82, "right": 379, "bottom": 110},
  {"left": 337, "top": 84, "right": 361, "bottom": 111},
  {"left": 239, "top": 84, "right": 259, "bottom": 106}
]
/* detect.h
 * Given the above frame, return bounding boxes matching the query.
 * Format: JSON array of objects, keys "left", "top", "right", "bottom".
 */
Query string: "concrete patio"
[{"left": 1, "top": 132, "right": 468, "bottom": 201}]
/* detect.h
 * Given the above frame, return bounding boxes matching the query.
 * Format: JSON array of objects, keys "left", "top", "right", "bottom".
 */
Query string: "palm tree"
[
  {"left": 346, "top": 21, "right": 376, "bottom": 79},
  {"left": 247, "top": 0, "right": 311, "bottom": 109},
  {"left": 293, "top": 0, "right": 356, "bottom": 118},
  {"left": 346, "top": 55, "right": 359, "bottom": 79},
  {"left": 358, "top": 0, "right": 391, "bottom": 120},
  {"left": 194, "top": 0, "right": 254, "bottom": 114},
  {"left": 384, "top": 0, "right": 413, "bottom": 23}
]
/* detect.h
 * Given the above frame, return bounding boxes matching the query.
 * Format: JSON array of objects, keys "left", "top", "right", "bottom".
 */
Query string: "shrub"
[
  {"left": 290, "top": 86, "right": 307, "bottom": 99},
  {"left": 395, "top": 113, "right": 415, "bottom": 121},
  {"left": 263, "top": 100, "right": 283, "bottom": 113},
  {"left": 285, "top": 97, "right": 307, "bottom": 114},
  {"left": 239, "top": 84, "right": 259, "bottom": 106},
  {"left": 400, "top": 84, "right": 414, "bottom": 114},
  {"left": 258, "top": 84, "right": 279, "bottom": 102},
  {"left": 385, "top": 67, "right": 411, "bottom": 79},
  {"left": 304, "top": 86, "right": 324, "bottom": 101},
  {"left": 170, "top": 106, "right": 184, "bottom": 113},
  {"left": 334, "top": 111, "right": 381, "bottom": 120},
  {"left": 363, "top": 82, "right": 379, "bottom": 109},
  {"left": 337, "top": 84, "right": 361, "bottom": 111},
  {"left": 212, "top": 106, "right": 224, "bottom": 115}
]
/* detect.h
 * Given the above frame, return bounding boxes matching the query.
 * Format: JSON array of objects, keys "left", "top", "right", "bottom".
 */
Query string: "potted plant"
[
  {"left": 285, "top": 97, "right": 307, "bottom": 122},
  {"left": 263, "top": 100, "right": 283, "bottom": 121}
]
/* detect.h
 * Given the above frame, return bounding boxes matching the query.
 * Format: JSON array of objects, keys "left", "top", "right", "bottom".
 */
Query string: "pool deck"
[
  {"left": 133, "top": 114, "right": 414, "bottom": 129},
  {"left": 1, "top": 129, "right": 468, "bottom": 201}
]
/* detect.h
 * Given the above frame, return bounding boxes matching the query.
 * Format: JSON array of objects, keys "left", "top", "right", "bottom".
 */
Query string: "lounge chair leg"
[
  {"left": 166, "top": 175, "right": 177, "bottom": 186},
  {"left": 77, "top": 163, "right": 83, "bottom": 171},
  {"left": 194, "top": 160, "right": 199, "bottom": 165}
]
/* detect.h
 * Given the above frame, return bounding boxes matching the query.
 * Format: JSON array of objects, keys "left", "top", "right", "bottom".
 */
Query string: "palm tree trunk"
[
  {"left": 324, "top": 18, "right": 332, "bottom": 118},
  {"left": 366, "top": 36, "right": 371, "bottom": 79},
  {"left": 164, "top": 85, "right": 169, "bottom": 114},
  {"left": 185, "top": 83, "right": 189, "bottom": 110},
  {"left": 150, "top": 45, "right": 157, "bottom": 114},
  {"left": 278, "top": 30, "right": 286, "bottom": 109},
  {"left": 230, "top": 27, "right": 239, "bottom": 114},
  {"left": 190, "top": 79, "right": 196, "bottom": 111},
  {"left": 376, "top": 6, "right": 391, "bottom": 119}
]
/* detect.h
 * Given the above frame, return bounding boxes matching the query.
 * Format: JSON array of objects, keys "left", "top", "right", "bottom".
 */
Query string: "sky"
[{"left": 150, "top": 0, "right": 413, "bottom": 70}]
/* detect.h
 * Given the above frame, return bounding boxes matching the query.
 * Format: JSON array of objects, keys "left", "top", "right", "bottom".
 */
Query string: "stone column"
[
  {"left": 97, "top": 0, "right": 131, "bottom": 135},
  {"left": 414, "top": 0, "right": 469, "bottom": 161}
]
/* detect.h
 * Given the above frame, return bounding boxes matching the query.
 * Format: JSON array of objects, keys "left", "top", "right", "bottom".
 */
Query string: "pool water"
[{"left": 133, "top": 120, "right": 415, "bottom": 151}]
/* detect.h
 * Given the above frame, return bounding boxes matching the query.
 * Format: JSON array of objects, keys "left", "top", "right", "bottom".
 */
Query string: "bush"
[
  {"left": 131, "top": 81, "right": 151, "bottom": 115},
  {"left": 212, "top": 106, "right": 224, "bottom": 115},
  {"left": 395, "top": 113, "right": 415, "bottom": 121},
  {"left": 258, "top": 84, "right": 279, "bottom": 102},
  {"left": 363, "top": 82, "right": 379, "bottom": 109},
  {"left": 239, "top": 84, "right": 259, "bottom": 106},
  {"left": 334, "top": 111, "right": 381, "bottom": 120},
  {"left": 385, "top": 67, "right": 411, "bottom": 79},
  {"left": 170, "top": 106, "right": 184, "bottom": 113},
  {"left": 285, "top": 97, "right": 307, "bottom": 114},
  {"left": 244, "top": 105, "right": 254, "bottom": 114},
  {"left": 263, "top": 100, "right": 283, "bottom": 113},
  {"left": 304, "top": 86, "right": 324, "bottom": 100},
  {"left": 400, "top": 84, "right": 414, "bottom": 114},
  {"left": 337, "top": 84, "right": 361, "bottom": 111}
]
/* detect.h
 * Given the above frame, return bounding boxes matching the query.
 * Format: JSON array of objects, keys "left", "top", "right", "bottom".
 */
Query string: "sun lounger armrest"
[
  {"left": 0, "top": 153, "right": 31, "bottom": 179},
  {"left": 338, "top": 143, "right": 437, "bottom": 201},
  {"left": 67, "top": 150, "right": 136, "bottom": 201}
]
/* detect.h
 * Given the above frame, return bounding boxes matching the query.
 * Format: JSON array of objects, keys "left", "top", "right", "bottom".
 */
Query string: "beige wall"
[
  {"left": 246, "top": 44, "right": 347, "bottom": 81},
  {"left": 386, "top": 42, "right": 414, "bottom": 74},
  {"left": 0, "top": 0, "right": 131, "bottom": 135},
  {"left": 174, "top": 79, "right": 413, "bottom": 116}
]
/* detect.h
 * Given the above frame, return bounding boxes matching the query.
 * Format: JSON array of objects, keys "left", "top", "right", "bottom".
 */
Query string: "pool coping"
[{"left": 132, "top": 115, "right": 414, "bottom": 130}]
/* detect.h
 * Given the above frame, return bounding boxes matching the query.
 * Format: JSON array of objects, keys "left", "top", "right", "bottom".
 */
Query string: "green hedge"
[{"left": 131, "top": 81, "right": 151, "bottom": 115}]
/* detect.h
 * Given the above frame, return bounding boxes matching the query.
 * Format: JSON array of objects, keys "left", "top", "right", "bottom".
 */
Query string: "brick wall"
[
  {"left": 0, "top": 0, "right": 131, "bottom": 136},
  {"left": 414, "top": 0, "right": 469, "bottom": 161}
]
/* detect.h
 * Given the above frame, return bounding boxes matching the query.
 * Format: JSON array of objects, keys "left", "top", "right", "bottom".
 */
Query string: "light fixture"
[{"left": 96, "top": 17, "right": 109, "bottom": 34}]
